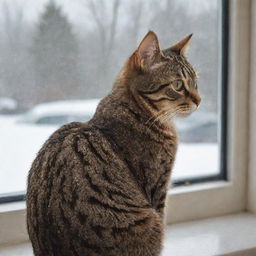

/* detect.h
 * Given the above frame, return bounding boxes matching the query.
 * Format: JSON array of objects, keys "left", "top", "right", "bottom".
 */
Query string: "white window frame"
[
  {"left": 247, "top": 0, "right": 256, "bottom": 214},
  {"left": 0, "top": 0, "right": 255, "bottom": 245}
]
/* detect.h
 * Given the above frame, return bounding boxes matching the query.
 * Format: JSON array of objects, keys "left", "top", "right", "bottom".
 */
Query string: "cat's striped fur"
[{"left": 27, "top": 31, "right": 200, "bottom": 256}]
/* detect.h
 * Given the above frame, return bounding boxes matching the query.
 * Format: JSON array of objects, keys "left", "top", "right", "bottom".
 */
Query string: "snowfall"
[{"left": 0, "top": 115, "right": 218, "bottom": 195}]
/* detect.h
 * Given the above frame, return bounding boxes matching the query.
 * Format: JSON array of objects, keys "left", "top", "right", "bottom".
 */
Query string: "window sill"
[
  {"left": 0, "top": 213, "right": 255, "bottom": 256},
  {"left": 163, "top": 212, "right": 256, "bottom": 256},
  {"left": 0, "top": 201, "right": 26, "bottom": 213},
  {"left": 0, "top": 181, "right": 242, "bottom": 244}
]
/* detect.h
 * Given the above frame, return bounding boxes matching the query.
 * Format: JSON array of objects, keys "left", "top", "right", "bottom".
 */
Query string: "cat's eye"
[{"left": 172, "top": 80, "right": 184, "bottom": 91}]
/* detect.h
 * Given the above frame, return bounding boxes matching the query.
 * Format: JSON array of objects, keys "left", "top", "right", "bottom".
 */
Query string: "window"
[
  {"left": 0, "top": 0, "right": 254, "bottom": 245},
  {"left": 0, "top": 0, "right": 226, "bottom": 201}
]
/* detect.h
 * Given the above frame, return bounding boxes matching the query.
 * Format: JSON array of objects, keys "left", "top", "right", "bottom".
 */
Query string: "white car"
[
  {"left": 18, "top": 99, "right": 217, "bottom": 142},
  {"left": 18, "top": 99, "right": 100, "bottom": 126}
]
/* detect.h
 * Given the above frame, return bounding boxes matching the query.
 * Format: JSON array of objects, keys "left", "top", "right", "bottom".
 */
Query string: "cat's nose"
[{"left": 191, "top": 95, "right": 201, "bottom": 106}]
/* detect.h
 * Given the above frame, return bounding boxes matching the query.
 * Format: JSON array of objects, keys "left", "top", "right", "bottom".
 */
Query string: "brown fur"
[{"left": 27, "top": 31, "right": 200, "bottom": 256}]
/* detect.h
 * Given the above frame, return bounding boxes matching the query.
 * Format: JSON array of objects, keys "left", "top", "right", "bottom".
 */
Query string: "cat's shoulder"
[
  {"left": 45, "top": 121, "right": 94, "bottom": 146},
  {"left": 57, "top": 121, "right": 87, "bottom": 133}
]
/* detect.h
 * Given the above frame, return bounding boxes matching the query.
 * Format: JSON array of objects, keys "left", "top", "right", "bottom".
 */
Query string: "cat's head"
[{"left": 122, "top": 31, "right": 201, "bottom": 120}]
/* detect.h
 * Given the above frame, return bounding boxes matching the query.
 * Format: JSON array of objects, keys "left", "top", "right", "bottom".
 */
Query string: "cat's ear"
[
  {"left": 169, "top": 34, "right": 193, "bottom": 57},
  {"left": 134, "top": 31, "right": 161, "bottom": 70}
]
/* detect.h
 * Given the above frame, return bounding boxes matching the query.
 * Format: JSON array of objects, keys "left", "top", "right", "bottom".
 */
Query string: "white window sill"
[
  {"left": 0, "top": 181, "right": 238, "bottom": 245},
  {"left": 163, "top": 212, "right": 256, "bottom": 256},
  {"left": 0, "top": 213, "right": 255, "bottom": 256},
  {"left": 0, "top": 201, "right": 26, "bottom": 213}
]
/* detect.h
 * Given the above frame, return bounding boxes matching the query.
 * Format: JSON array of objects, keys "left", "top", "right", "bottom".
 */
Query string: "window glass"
[{"left": 0, "top": 0, "right": 220, "bottom": 195}]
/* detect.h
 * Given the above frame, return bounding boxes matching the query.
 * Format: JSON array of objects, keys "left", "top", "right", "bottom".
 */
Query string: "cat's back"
[
  {"left": 27, "top": 121, "right": 154, "bottom": 255},
  {"left": 27, "top": 121, "right": 93, "bottom": 186},
  {"left": 27, "top": 120, "right": 133, "bottom": 205}
]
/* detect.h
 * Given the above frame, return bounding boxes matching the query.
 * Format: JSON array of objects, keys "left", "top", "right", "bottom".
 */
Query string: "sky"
[{"left": 0, "top": 0, "right": 217, "bottom": 29}]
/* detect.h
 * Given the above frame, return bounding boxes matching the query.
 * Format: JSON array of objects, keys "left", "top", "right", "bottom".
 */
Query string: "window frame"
[
  {"left": 247, "top": 0, "right": 256, "bottom": 214},
  {"left": 0, "top": 0, "right": 254, "bottom": 244},
  {"left": 0, "top": 192, "right": 25, "bottom": 204}
]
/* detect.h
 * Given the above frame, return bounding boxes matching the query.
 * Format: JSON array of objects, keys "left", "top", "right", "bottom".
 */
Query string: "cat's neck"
[
  {"left": 92, "top": 93, "right": 176, "bottom": 142},
  {"left": 92, "top": 84, "right": 176, "bottom": 139}
]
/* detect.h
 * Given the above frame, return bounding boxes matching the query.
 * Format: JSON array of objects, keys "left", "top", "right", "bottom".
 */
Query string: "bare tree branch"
[
  {"left": 2, "top": 2, "right": 24, "bottom": 50},
  {"left": 107, "top": 0, "right": 120, "bottom": 57},
  {"left": 128, "top": 0, "right": 143, "bottom": 44},
  {"left": 85, "top": 0, "right": 121, "bottom": 64},
  {"left": 88, "top": 0, "right": 107, "bottom": 56}
]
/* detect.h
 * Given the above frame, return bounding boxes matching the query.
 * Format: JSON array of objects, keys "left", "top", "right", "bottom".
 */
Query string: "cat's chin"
[{"left": 177, "top": 109, "right": 194, "bottom": 118}]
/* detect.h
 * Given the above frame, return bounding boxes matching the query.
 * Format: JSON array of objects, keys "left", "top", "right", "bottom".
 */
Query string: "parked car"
[
  {"left": 18, "top": 99, "right": 217, "bottom": 143},
  {"left": 0, "top": 97, "right": 18, "bottom": 114},
  {"left": 17, "top": 99, "right": 100, "bottom": 126}
]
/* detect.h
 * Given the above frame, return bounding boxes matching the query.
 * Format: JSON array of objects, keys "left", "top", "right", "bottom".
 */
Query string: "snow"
[
  {"left": 0, "top": 120, "right": 56, "bottom": 194},
  {"left": 0, "top": 115, "right": 219, "bottom": 194},
  {"left": 172, "top": 143, "right": 218, "bottom": 180}
]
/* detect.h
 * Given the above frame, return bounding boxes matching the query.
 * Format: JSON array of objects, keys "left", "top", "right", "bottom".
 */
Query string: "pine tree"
[{"left": 32, "top": 0, "right": 81, "bottom": 102}]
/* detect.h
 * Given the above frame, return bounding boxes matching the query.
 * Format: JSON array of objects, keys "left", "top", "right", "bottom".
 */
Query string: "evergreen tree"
[{"left": 32, "top": 0, "right": 81, "bottom": 102}]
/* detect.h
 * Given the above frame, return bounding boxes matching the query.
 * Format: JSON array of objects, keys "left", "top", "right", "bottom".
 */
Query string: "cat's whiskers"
[
  {"left": 145, "top": 108, "right": 168, "bottom": 125},
  {"left": 159, "top": 110, "right": 172, "bottom": 124},
  {"left": 147, "top": 107, "right": 181, "bottom": 130},
  {"left": 147, "top": 110, "right": 168, "bottom": 129},
  {"left": 145, "top": 112, "right": 161, "bottom": 125},
  {"left": 145, "top": 110, "right": 165, "bottom": 128},
  {"left": 160, "top": 108, "right": 181, "bottom": 124}
]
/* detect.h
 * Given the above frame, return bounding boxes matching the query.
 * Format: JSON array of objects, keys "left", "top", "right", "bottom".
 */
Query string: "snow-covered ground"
[{"left": 0, "top": 115, "right": 218, "bottom": 195}]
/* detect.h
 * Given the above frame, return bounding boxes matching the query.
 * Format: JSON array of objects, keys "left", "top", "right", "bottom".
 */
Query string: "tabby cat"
[{"left": 27, "top": 31, "right": 201, "bottom": 256}]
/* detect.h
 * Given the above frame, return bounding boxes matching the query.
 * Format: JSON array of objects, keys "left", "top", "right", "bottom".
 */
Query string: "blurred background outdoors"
[{"left": 0, "top": 0, "right": 220, "bottom": 194}]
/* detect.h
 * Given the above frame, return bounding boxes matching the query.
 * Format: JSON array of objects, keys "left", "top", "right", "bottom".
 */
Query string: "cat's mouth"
[
  {"left": 177, "top": 103, "right": 197, "bottom": 117},
  {"left": 178, "top": 103, "right": 190, "bottom": 108}
]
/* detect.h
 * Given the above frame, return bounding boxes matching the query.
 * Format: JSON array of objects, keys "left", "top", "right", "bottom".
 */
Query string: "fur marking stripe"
[
  {"left": 88, "top": 197, "right": 139, "bottom": 214},
  {"left": 139, "top": 83, "right": 169, "bottom": 95}
]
